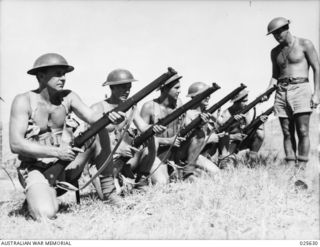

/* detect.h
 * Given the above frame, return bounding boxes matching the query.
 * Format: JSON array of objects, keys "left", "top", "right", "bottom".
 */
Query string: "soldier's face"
[
  {"left": 40, "top": 67, "right": 67, "bottom": 91},
  {"left": 167, "top": 82, "right": 181, "bottom": 100},
  {"left": 111, "top": 83, "right": 132, "bottom": 101},
  {"left": 272, "top": 26, "right": 288, "bottom": 43}
]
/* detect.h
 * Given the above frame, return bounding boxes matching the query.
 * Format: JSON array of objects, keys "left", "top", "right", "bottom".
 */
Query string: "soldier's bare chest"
[
  {"left": 32, "top": 102, "right": 67, "bottom": 130},
  {"left": 276, "top": 43, "right": 305, "bottom": 68}
]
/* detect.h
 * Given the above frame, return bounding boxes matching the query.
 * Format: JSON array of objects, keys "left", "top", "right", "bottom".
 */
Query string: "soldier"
[
  {"left": 180, "top": 82, "right": 221, "bottom": 178},
  {"left": 9, "top": 53, "right": 124, "bottom": 221},
  {"left": 140, "top": 74, "right": 185, "bottom": 183},
  {"left": 217, "top": 89, "right": 267, "bottom": 159},
  {"left": 70, "top": 69, "right": 166, "bottom": 201},
  {"left": 266, "top": 17, "right": 320, "bottom": 188}
]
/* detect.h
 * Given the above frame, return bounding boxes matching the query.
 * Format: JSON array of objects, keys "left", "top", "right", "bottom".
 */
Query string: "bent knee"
[{"left": 29, "top": 202, "right": 58, "bottom": 221}]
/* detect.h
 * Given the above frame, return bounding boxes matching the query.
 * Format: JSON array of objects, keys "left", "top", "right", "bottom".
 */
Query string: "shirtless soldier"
[
  {"left": 71, "top": 69, "right": 166, "bottom": 200},
  {"left": 140, "top": 74, "right": 185, "bottom": 183},
  {"left": 9, "top": 53, "right": 124, "bottom": 221},
  {"left": 266, "top": 17, "right": 320, "bottom": 188}
]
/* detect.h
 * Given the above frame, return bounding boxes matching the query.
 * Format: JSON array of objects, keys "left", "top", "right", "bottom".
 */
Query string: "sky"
[{"left": 0, "top": 0, "right": 319, "bottom": 128}]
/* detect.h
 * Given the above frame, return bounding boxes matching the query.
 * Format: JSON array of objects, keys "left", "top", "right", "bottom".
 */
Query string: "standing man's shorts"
[{"left": 274, "top": 82, "right": 312, "bottom": 118}]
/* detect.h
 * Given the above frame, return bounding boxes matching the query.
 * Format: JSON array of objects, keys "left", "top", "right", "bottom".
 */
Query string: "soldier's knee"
[
  {"left": 296, "top": 125, "right": 309, "bottom": 138},
  {"left": 29, "top": 202, "right": 58, "bottom": 221}
]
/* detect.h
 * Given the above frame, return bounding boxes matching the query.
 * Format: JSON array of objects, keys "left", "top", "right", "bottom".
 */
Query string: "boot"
[{"left": 100, "top": 175, "right": 122, "bottom": 206}]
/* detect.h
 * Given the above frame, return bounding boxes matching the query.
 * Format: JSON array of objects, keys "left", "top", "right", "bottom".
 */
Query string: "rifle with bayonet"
[
  {"left": 217, "top": 85, "right": 277, "bottom": 133},
  {"left": 236, "top": 106, "right": 274, "bottom": 151},
  {"left": 43, "top": 67, "right": 178, "bottom": 186}
]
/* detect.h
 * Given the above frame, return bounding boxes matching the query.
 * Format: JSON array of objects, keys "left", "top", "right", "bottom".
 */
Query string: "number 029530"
[{"left": 300, "top": 241, "right": 318, "bottom": 246}]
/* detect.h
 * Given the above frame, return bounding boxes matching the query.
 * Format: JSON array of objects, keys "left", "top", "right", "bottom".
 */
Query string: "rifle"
[
  {"left": 132, "top": 83, "right": 221, "bottom": 148},
  {"left": 178, "top": 83, "right": 247, "bottom": 138},
  {"left": 217, "top": 85, "right": 277, "bottom": 133},
  {"left": 237, "top": 106, "right": 274, "bottom": 151},
  {"left": 43, "top": 67, "right": 178, "bottom": 186}
]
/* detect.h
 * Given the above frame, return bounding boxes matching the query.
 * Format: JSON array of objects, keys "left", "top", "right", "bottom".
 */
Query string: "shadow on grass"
[{"left": 7, "top": 200, "right": 32, "bottom": 220}]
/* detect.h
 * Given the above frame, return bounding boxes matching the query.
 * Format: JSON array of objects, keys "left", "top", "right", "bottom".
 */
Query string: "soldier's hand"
[
  {"left": 152, "top": 125, "right": 166, "bottom": 134},
  {"left": 108, "top": 111, "right": 126, "bottom": 124},
  {"left": 170, "top": 136, "right": 186, "bottom": 147},
  {"left": 200, "top": 113, "right": 212, "bottom": 123},
  {"left": 311, "top": 94, "right": 320, "bottom": 109},
  {"left": 259, "top": 115, "right": 269, "bottom": 123},
  {"left": 234, "top": 114, "right": 245, "bottom": 121},
  {"left": 261, "top": 95, "right": 269, "bottom": 102},
  {"left": 56, "top": 146, "right": 76, "bottom": 161},
  {"left": 231, "top": 133, "right": 247, "bottom": 141},
  {"left": 117, "top": 143, "right": 138, "bottom": 159},
  {"left": 217, "top": 131, "right": 226, "bottom": 138}
]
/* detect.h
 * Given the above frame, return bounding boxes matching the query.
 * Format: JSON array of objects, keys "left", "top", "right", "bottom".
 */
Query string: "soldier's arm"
[
  {"left": 69, "top": 92, "right": 125, "bottom": 125},
  {"left": 304, "top": 39, "right": 320, "bottom": 96},
  {"left": 269, "top": 48, "right": 280, "bottom": 87},
  {"left": 9, "top": 94, "right": 74, "bottom": 160},
  {"left": 140, "top": 101, "right": 173, "bottom": 146}
]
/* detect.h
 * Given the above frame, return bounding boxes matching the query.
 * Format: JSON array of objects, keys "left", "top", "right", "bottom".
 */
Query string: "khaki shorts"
[
  {"left": 274, "top": 83, "right": 312, "bottom": 118},
  {"left": 17, "top": 162, "right": 50, "bottom": 192}
]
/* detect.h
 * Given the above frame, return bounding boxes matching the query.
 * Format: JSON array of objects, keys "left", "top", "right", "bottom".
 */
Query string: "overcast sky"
[{"left": 1, "top": 0, "right": 319, "bottom": 126}]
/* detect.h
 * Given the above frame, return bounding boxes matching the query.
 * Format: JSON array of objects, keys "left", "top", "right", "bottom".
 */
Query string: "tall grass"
[{"left": 1, "top": 152, "right": 318, "bottom": 240}]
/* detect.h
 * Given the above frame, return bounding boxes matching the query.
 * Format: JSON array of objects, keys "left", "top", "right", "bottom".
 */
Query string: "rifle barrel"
[
  {"left": 179, "top": 83, "right": 247, "bottom": 137},
  {"left": 218, "top": 85, "right": 277, "bottom": 132},
  {"left": 132, "top": 83, "right": 220, "bottom": 147},
  {"left": 73, "top": 68, "right": 177, "bottom": 147}
]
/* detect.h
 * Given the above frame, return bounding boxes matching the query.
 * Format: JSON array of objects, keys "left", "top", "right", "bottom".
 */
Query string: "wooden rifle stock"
[
  {"left": 218, "top": 85, "right": 277, "bottom": 133},
  {"left": 178, "top": 83, "right": 247, "bottom": 137},
  {"left": 132, "top": 83, "right": 220, "bottom": 147},
  {"left": 43, "top": 67, "right": 177, "bottom": 186}
]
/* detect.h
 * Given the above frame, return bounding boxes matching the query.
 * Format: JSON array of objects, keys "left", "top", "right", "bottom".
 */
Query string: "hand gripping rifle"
[
  {"left": 217, "top": 85, "right": 277, "bottom": 133},
  {"left": 236, "top": 106, "right": 274, "bottom": 151},
  {"left": 132, "top": 83, "right": 221, "bottom": 148},
  {"left": 43, "top": 67, "right": 177, "bottom": 186},
  {"left": 178, "top": 83, "right": 247, "bottom": 138}
]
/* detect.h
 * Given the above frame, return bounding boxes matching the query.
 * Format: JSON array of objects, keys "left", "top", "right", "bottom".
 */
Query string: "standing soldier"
[
  {"left": 266, "top": 17, "right": 320, "bottom": 188},
  {"left": 9, "top": 53, "right": 124, "bottom": 221}
]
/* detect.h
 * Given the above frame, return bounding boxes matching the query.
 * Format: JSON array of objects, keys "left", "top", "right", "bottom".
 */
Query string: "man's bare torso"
[{"left": 272, "top": 37, "right": 310, "bottom": 79}]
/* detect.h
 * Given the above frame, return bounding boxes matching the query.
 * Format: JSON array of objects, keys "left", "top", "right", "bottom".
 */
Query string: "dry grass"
[
  {"left": 0, "top": 113, "right": 319, "bottom": 240},
  {"left": 0, "top": 152, "right": 319, "bottom": 240}
]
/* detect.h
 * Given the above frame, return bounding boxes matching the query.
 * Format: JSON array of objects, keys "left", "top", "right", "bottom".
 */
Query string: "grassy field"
[{"left": 0, "top": 113, "right": 319, "bottom": 240}]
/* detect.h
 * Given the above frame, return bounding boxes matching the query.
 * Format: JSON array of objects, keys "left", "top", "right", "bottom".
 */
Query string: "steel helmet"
[
  {"left": 187, "top": 82, "right": 210, "bottom": 97},
  {"left": 267, "top": 17, "right": 290, "bottom": 35},
  {"left": 27, "top": 53, "right": 74, "bottom": 75},
  {"left": 102, "top": 69, "right": 137, "bottom": 86}
]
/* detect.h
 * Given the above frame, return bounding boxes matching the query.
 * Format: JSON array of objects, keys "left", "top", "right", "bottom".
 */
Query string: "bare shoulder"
[
  {"left": 11, "top": 92, "right": 31, "bottom": 117},
  {"left": 140, "top": 100, "right": 154, "bottom": 114},
  {"left": 90, "top": 101, "right": 104, "bottom": 113},
  {"left": 297, "top": 37, "right": 315, "bottom": 49},
  {"left": 12, "top": 92, "right": 30, "bottom": 108}
]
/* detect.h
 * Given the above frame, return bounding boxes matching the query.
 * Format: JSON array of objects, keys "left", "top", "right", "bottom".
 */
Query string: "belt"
[{"left": 278, "top": 77, "right": 309, "bottom": 85}]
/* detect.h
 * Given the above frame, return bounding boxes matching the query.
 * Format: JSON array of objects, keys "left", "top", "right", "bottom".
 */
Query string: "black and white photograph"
[{"left": 0, "top": 0, "right": 319, "bottom": 244}]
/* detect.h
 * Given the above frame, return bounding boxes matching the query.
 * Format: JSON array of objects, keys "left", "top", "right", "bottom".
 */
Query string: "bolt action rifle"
[
  {"left": 217, "top": 85, "right": 277, "bottom": 133},
  {"left": 236, "top": 106, "right": 274, "bottom": 151},
  {"left": 43, "top": 67, "right": 178, "bottom": 186},
  {"left": 178, "top": 83, "right": 247, "bottom": 138}
]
